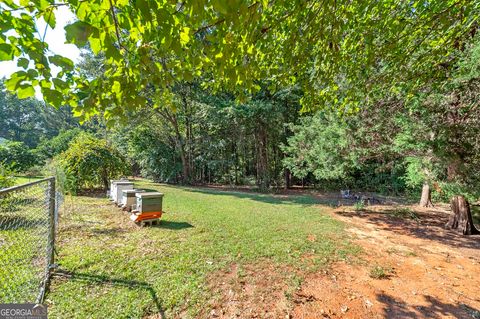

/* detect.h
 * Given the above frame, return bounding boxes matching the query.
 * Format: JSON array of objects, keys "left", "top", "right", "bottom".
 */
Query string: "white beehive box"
[
  {"left": 114, "top": 181, "right": 134, "bottom": 205},
  {"left": 121, "top": 189, "right": 145, "bottom": 211},
  {"left": 109, "top": 179, "right": 128, "bottom": 201}
]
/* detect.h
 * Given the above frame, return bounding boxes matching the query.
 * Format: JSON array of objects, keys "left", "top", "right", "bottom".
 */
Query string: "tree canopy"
[{"left": 1, "top": 0, "right": 479, "bottom": 121}]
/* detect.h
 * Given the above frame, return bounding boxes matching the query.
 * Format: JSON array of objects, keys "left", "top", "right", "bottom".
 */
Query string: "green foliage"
[
  {"left": 397, "top": 35, "right": 480, "bottom": 200},
  {"left": 35, "top": 128, "right": 81, "bottom": 160},
  {"left": 57, "top": 133, "right": 127, "bottom": 193},
  {"left": 353, "top": 201, "right": 365, "bottom": 212},
  {"left": 0, "top": 141, "right": 37, "bottom": 172},
  {"left": 106, "top": 82, "right": 300, "bottom": 188},
  {"left": 282, "top": 111, "right": 407, "bottom": 194},
  {"left": 127, "top": 127, "right": 181, "bottom": 183},
  {"left": 283, "top": 112, "right": 359, "bottom": 181},
  {"left": 1, "top": 0, "right": 478, "bottom": 119},
  {"left": 0, "top": 163, "right": 14, "bottom": 189},
  {"left": 0, "top": 80, "right": 78, "bottom": 149},
  {"left": 431, "top": 182, "right": 479, "bottom": 204},
  {"left": 281, "top": 34, "right": 480, "bottom": 200},
  {"left": 2, "top": 2, "right": 479, "bottom": 199}
]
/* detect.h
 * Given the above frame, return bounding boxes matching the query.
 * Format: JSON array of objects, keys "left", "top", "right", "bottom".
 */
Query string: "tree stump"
[
  {"left": 419, "top": 183, "right": 433, "bottom": 207},
  {"left": 445, "top": 195, "right": 480, "bottom": 235}
]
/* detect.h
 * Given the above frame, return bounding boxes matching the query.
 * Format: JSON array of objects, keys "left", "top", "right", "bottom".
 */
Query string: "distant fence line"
[{"left": 0, "top": 177, "right": 60, "bottom": 304}]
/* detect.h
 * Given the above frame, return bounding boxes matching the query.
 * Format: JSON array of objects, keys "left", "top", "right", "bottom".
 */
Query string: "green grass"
[
  {"left": 369, "top": 265, "right": 394, "bottom": 279},
  {"left": 13, "top": 175, "right": 44, "bottom": 186},
  {"left": 47, "top": 180, "right": 358, "bottom": 318},
  {"left": 0, "top": 182, "right": 50, "bottom": 303}
]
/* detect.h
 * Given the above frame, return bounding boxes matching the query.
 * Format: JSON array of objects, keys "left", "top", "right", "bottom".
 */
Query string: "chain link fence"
[{"left": 0, "top": 177, "right": 60, "bottom": 304}]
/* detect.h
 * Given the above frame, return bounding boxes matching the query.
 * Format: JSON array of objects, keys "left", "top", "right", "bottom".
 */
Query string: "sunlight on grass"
[
  {"left": 47, "top": 180, "right": 359, "bottom": 318},
  {"left": 13, "top": 176, "right": 43, "bottom": 186}
]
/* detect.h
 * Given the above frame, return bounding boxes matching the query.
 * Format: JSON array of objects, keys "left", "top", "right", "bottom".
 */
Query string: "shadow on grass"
[
  {"left": 181, "top": 187, "right": 337, "bottom": 207},
  {"left": 53, "top": 269, "right": 165, "bottom": 318},
  {"left": 138, "top": 188, "right": 163, "bottom": 193},
  {"left": 377, "top": 293, "right": 480, "bottom": 318},
  {"left": 154, "top": 220, "right": 194, "bottom": 230},
  {"left": 90, "top": 227, "right": 128, "bottom": 236},
  {"left": 139, "top": 180, "right": 408, "bottom": 208},
  {"left": 76, "top": 189, "right": 108, "bottom": 198}
]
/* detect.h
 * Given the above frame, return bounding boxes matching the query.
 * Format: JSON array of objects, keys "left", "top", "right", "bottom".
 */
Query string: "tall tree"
[
  {"left": 1, "top": 1, "right": 478, "bottom": 120},
  {"left": 0, "top": 80, "right": 77, "bottom": 148}
]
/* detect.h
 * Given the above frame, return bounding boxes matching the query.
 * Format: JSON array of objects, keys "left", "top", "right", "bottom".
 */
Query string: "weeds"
[
  {"left": 390, "top": 207, "right": 420, "bottom": 221},
  {"left": 353, "top": 201, "right": 365, "bottom": 211},
  {"left": 369, "top": 265, "right": 394, "bottom": 279}
]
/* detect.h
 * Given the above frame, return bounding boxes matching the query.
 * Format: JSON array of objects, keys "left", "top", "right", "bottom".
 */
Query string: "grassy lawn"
[
  {"left": 13, "top": 175, "right": 44, "bottom": 186},
  {"left": 47, "top": 180, "right": 358, "bottom": 318},
  {"left": 0, "top": 181, "right": 50, "bottom": 303}
]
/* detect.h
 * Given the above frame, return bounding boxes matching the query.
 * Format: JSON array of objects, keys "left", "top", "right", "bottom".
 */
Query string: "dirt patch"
[
  {"left": 293, "top": 205, "right": 480, "bottom": 319},
  {"left": 204, "top": 204, "right": 480, "bottom": 318},
  {"left": 202, "top": 262, "right": 294, "bottom": 318}
]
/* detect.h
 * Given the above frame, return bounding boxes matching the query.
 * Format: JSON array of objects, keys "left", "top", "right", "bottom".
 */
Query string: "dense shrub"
[
  {"left": 0, "top": 141, "right": 37, "bottom": 172},
  {"left": 57, "top": 133, "right": 127, "bottom": 193},
  {"left": 0, "top": 163, "right": 14, "bottom": 189},
  {"left": 35, "top": 128, "right": 81, "bottom": 160}
]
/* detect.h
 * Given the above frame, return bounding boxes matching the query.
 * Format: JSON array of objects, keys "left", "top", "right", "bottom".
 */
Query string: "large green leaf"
[
  {"left": 64, "top": 21, "right": 95, "bottom": 48},
  {"left": 42, "top": 87, "right": 64, "bottom": 106},
  {"left": 49, "top": 55, "right": 74, "bottom": 71},
  {"left": 17, "top": 85, "right": 35, "bottom": 99},
  {"left": 0, "top": 43, "right": 13, "bottom": 61},
  {"left": 42, "top": 9, "right": 56, "bottom": 29}
]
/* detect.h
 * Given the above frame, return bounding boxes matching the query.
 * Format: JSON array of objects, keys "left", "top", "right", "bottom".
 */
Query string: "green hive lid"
[{"left": 136, "top": 192, "right": 164, "bottom": 198}]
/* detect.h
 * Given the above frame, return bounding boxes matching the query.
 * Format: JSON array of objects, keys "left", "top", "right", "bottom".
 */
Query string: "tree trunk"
[
  {"left": 156, "top": 108, "right": 191, "bottom": 184},
  {"left": 419, "top": 183, "right": 433, "bottom": 207},
  {"left": 445, "top": 195, "right": 480, "bottom": 235},
  {"left": 255, "top": 123, "right": 269, "bottom": 190},
  {"left": 284, "top": 168, "right": 291, "bottom": 190}
]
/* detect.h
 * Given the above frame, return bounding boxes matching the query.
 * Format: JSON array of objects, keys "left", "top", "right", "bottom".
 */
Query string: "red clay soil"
[
  {"left": 205, "top": 204, "right": 480, "bottom": 319},
  {"left": 293, "top": 205, "right": 480, "bottom": 319},
  {"left": 203, "top": 263, "right": 293, "bottom": 318}
]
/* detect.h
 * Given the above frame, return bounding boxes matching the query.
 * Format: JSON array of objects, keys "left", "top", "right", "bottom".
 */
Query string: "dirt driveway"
[{"left": 293, "top": 205, "right": 480, "bottom": 319}]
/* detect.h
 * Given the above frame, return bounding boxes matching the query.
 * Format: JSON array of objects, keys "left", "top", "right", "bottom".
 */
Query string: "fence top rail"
[{"left": 0, "top": 176, "right": 55, "bottom": 195}]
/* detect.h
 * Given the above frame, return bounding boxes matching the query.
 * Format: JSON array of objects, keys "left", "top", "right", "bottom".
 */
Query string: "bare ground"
[{"left": 204, "top": 203, "right": 480, "bottom": 319}]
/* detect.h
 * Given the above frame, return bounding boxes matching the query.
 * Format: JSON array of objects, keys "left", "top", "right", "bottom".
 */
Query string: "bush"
[
  {"left": 431, "top": 181, "right": 479, "bottom": 203},
  {"left": 57, "top": 133, "right": 128, "bottom": 193},
  {"left": 35, "top": 128, "right": 81, "bottom": 160},
  {"left": 42, "top": 159, "right": 70, "bottom": 195},
  {"left": 0, "top": 141, "right": 37, "bottom": 172},
  {"left": 0, "top": 163, "right": 14, "bottom": 189}
]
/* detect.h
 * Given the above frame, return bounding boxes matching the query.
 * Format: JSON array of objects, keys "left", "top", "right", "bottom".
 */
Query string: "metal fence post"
[{"left": 48, "top": 177, "right": 56, "bottom": 267}]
